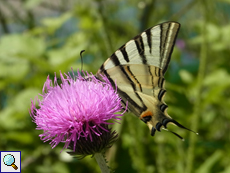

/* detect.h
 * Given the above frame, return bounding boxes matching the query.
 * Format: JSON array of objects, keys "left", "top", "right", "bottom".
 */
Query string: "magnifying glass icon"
[{"left": 3, "top": 154, "right": 18, "bottom": 170}]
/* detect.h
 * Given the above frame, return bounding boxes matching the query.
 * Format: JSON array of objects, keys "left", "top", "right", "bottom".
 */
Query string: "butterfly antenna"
[{"left": 80, "top": 50, "right": 85, "bottom": 72}]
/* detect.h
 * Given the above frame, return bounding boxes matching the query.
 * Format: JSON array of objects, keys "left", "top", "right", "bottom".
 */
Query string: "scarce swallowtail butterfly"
[{"left": 96, "top": 21, "right": 196, "bottom": 139}]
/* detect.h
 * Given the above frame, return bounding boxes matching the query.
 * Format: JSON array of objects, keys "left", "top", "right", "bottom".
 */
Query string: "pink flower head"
[{"left": 30, "top": 70, "right": 125, "bottom": 155}]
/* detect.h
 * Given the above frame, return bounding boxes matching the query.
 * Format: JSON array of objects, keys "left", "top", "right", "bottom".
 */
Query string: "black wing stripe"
[
  {"left": 158, "top": 68, "right": 161, "bottom": 77},
  {"left": 158, "top": 78, "right": 165, "bottom": 88},
  {"left": 145, "top": 29, "right": 152, "bottom": 54},
  {"left": 155, "top": 67, "right": 158, "bottom": 76},
  {"left": 120, "top": 48, "right": 129, "bottom": 62},
  {"left": 159, "top": 24, "right": 163, "bottom": 68},
  {"left": 118, "top": 88, "right": 146, "bottom": 114},
  {"left": 110, "top": 53, "right": 120, "bottom": 66},
  {"left": 99, "top": 64, "right": 104, "bottom": 72},
  {"left": 118, "top": 66, "right": 147, "bottom": 110},
  {"left": 126, "top": 66, "right": 143, "bottom": 92},
  {"left": 160, "top": 23, "right": 170, "bottom": 68},
  {"left": 134, "top": 36, "right": 147, "bottom": 64},
  {"left": 147, "top": 66, "right": 154, "bottom": 94},
  {"left": 160, "top": 104, "right": 168, "bottom": 112},
  {"left": 100, "top": 65, "right": 147, "bottom": 113},
  {"left": 161, "top": 23, "right": 170, "bottom": 67},
  {"left": 162, "top": 23, "right": 180, "bottom": 74},
  {"left": 158, "top": 89, "right": 166, "bottom": 101},
  {"left": 154, "top": 67, "right": 161, "bottom": 77}
]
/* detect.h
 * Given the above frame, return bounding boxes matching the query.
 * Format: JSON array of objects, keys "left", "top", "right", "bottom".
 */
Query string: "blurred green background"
[{"left": 0, "top": 0, "right": 230, "bottom": 172}]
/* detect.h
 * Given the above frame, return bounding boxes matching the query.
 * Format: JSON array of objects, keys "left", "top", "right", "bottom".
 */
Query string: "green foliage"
[{"left": 0, "top": 0, "right": 230, "bottom": 172}]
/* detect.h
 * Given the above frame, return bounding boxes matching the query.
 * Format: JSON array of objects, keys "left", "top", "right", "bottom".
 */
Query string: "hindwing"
[{"left": 96, "top": 22, "right": 194, "bottom": 138}]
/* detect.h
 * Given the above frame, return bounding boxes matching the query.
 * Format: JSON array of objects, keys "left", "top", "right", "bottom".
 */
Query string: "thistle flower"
[{"left": 30, "top": 70, "right": 125, "bottom": 158}]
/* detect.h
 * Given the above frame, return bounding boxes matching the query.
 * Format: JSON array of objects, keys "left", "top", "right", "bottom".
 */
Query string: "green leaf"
[
  {"left": 13, "top": 88, "right": 41, "bottom": 114},
  {"left": 195, "top": 150, "right": 222, "bottom": 173},
  {"left": 4, "top": 131, "right": 34, "bottom": 144},
  {"left": 0, "top": 107, "right": 17, "bottom": 130},
  {"left": 23, "top": 0, "right": 44, "bottom": 10},
  {"left": 0, "top": 57, "right": 29, "bottom": 82},
  {"left": 0, "top": 34, "right": 45, "bottom": 58},
  {"left": 0, "top": 88, "right": 40, "bottom": 130},
  {"left": 203, "top": 69, "right": 230, "bottom": 86},
  {"left": 179, "top": 70, "right": 194, "bottom": 84},
  {"left": 41, "top": 13, "right": 72, "bottom": 34},
  {"left": 220, "top": 165, "right": 230, "bottom": 173}
]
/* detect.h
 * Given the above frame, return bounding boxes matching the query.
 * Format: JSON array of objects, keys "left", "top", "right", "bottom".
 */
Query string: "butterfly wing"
[{"left": 96, "top": 22, "right": 192, "bottom": 137}]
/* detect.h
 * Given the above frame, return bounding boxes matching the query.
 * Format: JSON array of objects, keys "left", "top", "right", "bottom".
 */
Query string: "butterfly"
[{"left": 95, "top": 21, "right": 196, "bottom": 139}]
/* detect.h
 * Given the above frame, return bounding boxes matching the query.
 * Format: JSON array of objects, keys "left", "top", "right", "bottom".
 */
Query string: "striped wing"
[{"left": 96, "top": 22, "right": 193, "bottom": 138}]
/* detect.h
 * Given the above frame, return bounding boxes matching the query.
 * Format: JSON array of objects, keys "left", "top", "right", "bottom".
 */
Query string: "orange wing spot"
[{"left": 140, "top": 110, "right": 153, "bottom": 119}]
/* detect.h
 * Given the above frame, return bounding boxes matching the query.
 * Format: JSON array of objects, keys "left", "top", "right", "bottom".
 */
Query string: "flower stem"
[
  {"left": 185, "top": 6, "right": 208, "bottom": 173},
  {"left": 94, "top": 153, "right": 110, "bottom": 173}
]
